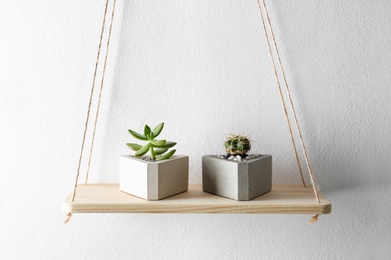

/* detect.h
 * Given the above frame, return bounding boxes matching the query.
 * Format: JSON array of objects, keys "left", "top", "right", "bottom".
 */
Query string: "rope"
[
  {"left": 70, "top": 0, "right": 110, "bottom": 203},
  {"left": 255, "top": 0, "right": 306, "bottom": 188},
  {"left": 85, "top": 0, "right": 118, "bottom": 185},
  {"left": 261, "top": 0, "right": 320, "bottom": 201},
  {"left": 260, "top": 0, "right": 320, "bottom": 203},
  {"left": 66, "top": 0, "right": 117, "bottom": 223}
]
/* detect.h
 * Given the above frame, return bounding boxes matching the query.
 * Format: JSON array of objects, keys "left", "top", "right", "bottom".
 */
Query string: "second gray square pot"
[{"left": 202, "top": 155, "right": 272, "bottom": 201}]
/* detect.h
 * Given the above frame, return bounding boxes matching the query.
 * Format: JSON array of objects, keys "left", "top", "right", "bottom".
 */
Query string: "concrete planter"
[
  {"left": 119, "top": 155, "right": 189, "bottom": 200},
  {"left": 202, "top": 155, "right": 272, "bottom": 201}
]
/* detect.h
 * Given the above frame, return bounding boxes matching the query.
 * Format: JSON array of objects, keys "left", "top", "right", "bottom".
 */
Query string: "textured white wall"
[{"left": 1, "top": 0, "right": 390, "bottom": 259}]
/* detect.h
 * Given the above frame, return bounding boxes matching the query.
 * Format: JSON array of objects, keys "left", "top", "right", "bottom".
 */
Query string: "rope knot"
[
  {"left": 307, "top": 214, "right": 319, "bottom": 224},
  {"left": 64, "top": 212, "right": 72, "bottom": 224}
]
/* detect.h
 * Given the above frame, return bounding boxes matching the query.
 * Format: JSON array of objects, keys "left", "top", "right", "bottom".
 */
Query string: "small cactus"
[
  {"left": 224, "top": 134, "right": 251, "bottom": 157},
  {"left": 126, "top": 122, "right": 176, "bottom": 161}
]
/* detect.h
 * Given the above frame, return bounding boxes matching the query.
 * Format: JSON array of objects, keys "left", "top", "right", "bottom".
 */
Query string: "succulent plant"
[
  {"left": 224, "top": 134, "right": 251, "bottom": 157},
  {"left": 126, "top": 122, "right": 176, "bottom": 161}
]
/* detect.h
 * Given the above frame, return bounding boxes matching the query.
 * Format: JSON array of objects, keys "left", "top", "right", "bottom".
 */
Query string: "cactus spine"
[{"left": 224, "top": 134, "right": 251, "bottom": 156}]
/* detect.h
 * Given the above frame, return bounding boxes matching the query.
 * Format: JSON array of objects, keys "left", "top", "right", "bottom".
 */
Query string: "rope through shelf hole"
[
  {"left": 65, "top": 0, "right": 117, "bottom": 224},
  {"left": 256, "top": 0, "right": 321, "bottom": 223},
  {"left": 255, "top": 0, "right": 321, "bottom": 216}
]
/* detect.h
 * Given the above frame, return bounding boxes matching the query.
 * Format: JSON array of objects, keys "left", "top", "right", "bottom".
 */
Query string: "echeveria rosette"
[{"left": 126, "top": 122, "right": 176, "bottom": 161}]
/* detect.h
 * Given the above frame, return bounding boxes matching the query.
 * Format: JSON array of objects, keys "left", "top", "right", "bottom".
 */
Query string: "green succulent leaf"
[
  {"left": 126, "top": 143, "right": 142, "bottom": 151},
  {"left": 144, "top": 125, "right": 151, "bottom": 138},
  {"left": 159, "top": 141, "right": 176, "bottom": 149},
  {"left": 156, "top": 149, "right": 176, "bottom": 161},
  {"left": 150, "top": 139, "right": 166, "bottom": 147},
  {"left": 135, "top": 143, "right": 150, "bottom": 157},
  {"left": 127, "top": 123, "right": 178, "bottom": 160},
  {"left": 128, "top": 129, "right": 148, "bottom": 141},
  {"left": 154, "top": 148, "right": 168, "bottom": 155},
  {"left": 150, "top": 146, "right": 156, "bottom": 161},
  {"left": 152, "top": 122, "right": 164, "bottom": 138}
]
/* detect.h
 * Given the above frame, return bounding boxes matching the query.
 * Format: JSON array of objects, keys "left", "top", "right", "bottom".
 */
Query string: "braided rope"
[
  {"left": 66, "top": 0, "right": 117, "bottom": 223},
  {"left": 85, "top": 0, "right": 118, "bottom": 185},
  {"left": 71, "top": 0, "right": 110, "bottom": 203},
  {"left": 255, "top": 0, "right": 320, "bottom": 202},
  {"left": 255, "top": 0, "right": 306, "bottom": 188},
  {"left": 261, "top": 0, "right": 320, "bottom": 202}
]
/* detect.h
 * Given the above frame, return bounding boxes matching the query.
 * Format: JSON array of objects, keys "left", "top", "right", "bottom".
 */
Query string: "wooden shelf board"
[{"left": 63, "top": 184, "right": 331, "bottom": 214}]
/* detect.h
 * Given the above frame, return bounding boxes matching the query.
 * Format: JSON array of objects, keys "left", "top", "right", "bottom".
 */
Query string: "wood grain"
[{"left": 63, "top": 184, "right": 331, "bottom": 214}]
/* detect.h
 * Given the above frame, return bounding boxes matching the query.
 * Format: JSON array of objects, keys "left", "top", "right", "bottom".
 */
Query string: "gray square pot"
[{"left": 202, "top": 155, "right": 272, "bottom": 201}]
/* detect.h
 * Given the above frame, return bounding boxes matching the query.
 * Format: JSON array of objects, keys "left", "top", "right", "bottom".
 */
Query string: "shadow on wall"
[{"left": 320, "top": 156, "right": 391, "bottom": 194}]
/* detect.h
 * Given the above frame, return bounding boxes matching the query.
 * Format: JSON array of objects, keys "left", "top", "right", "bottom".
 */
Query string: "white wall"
[{"left": 1, "top": 0, "right": 390, "bottom": 259}]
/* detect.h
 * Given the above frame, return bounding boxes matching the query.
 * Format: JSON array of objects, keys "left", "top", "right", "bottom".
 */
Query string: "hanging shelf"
[
  {"left": 63, "top": 0, "right": 332, "bottom": 223},
  {"left": 63, "top": 184, "right": 331, "bottom": 215}
]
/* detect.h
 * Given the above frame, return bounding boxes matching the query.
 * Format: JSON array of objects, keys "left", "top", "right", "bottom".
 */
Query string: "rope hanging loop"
[{"left": 65, "top": 0, "right": 324, "bottom": 224}]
